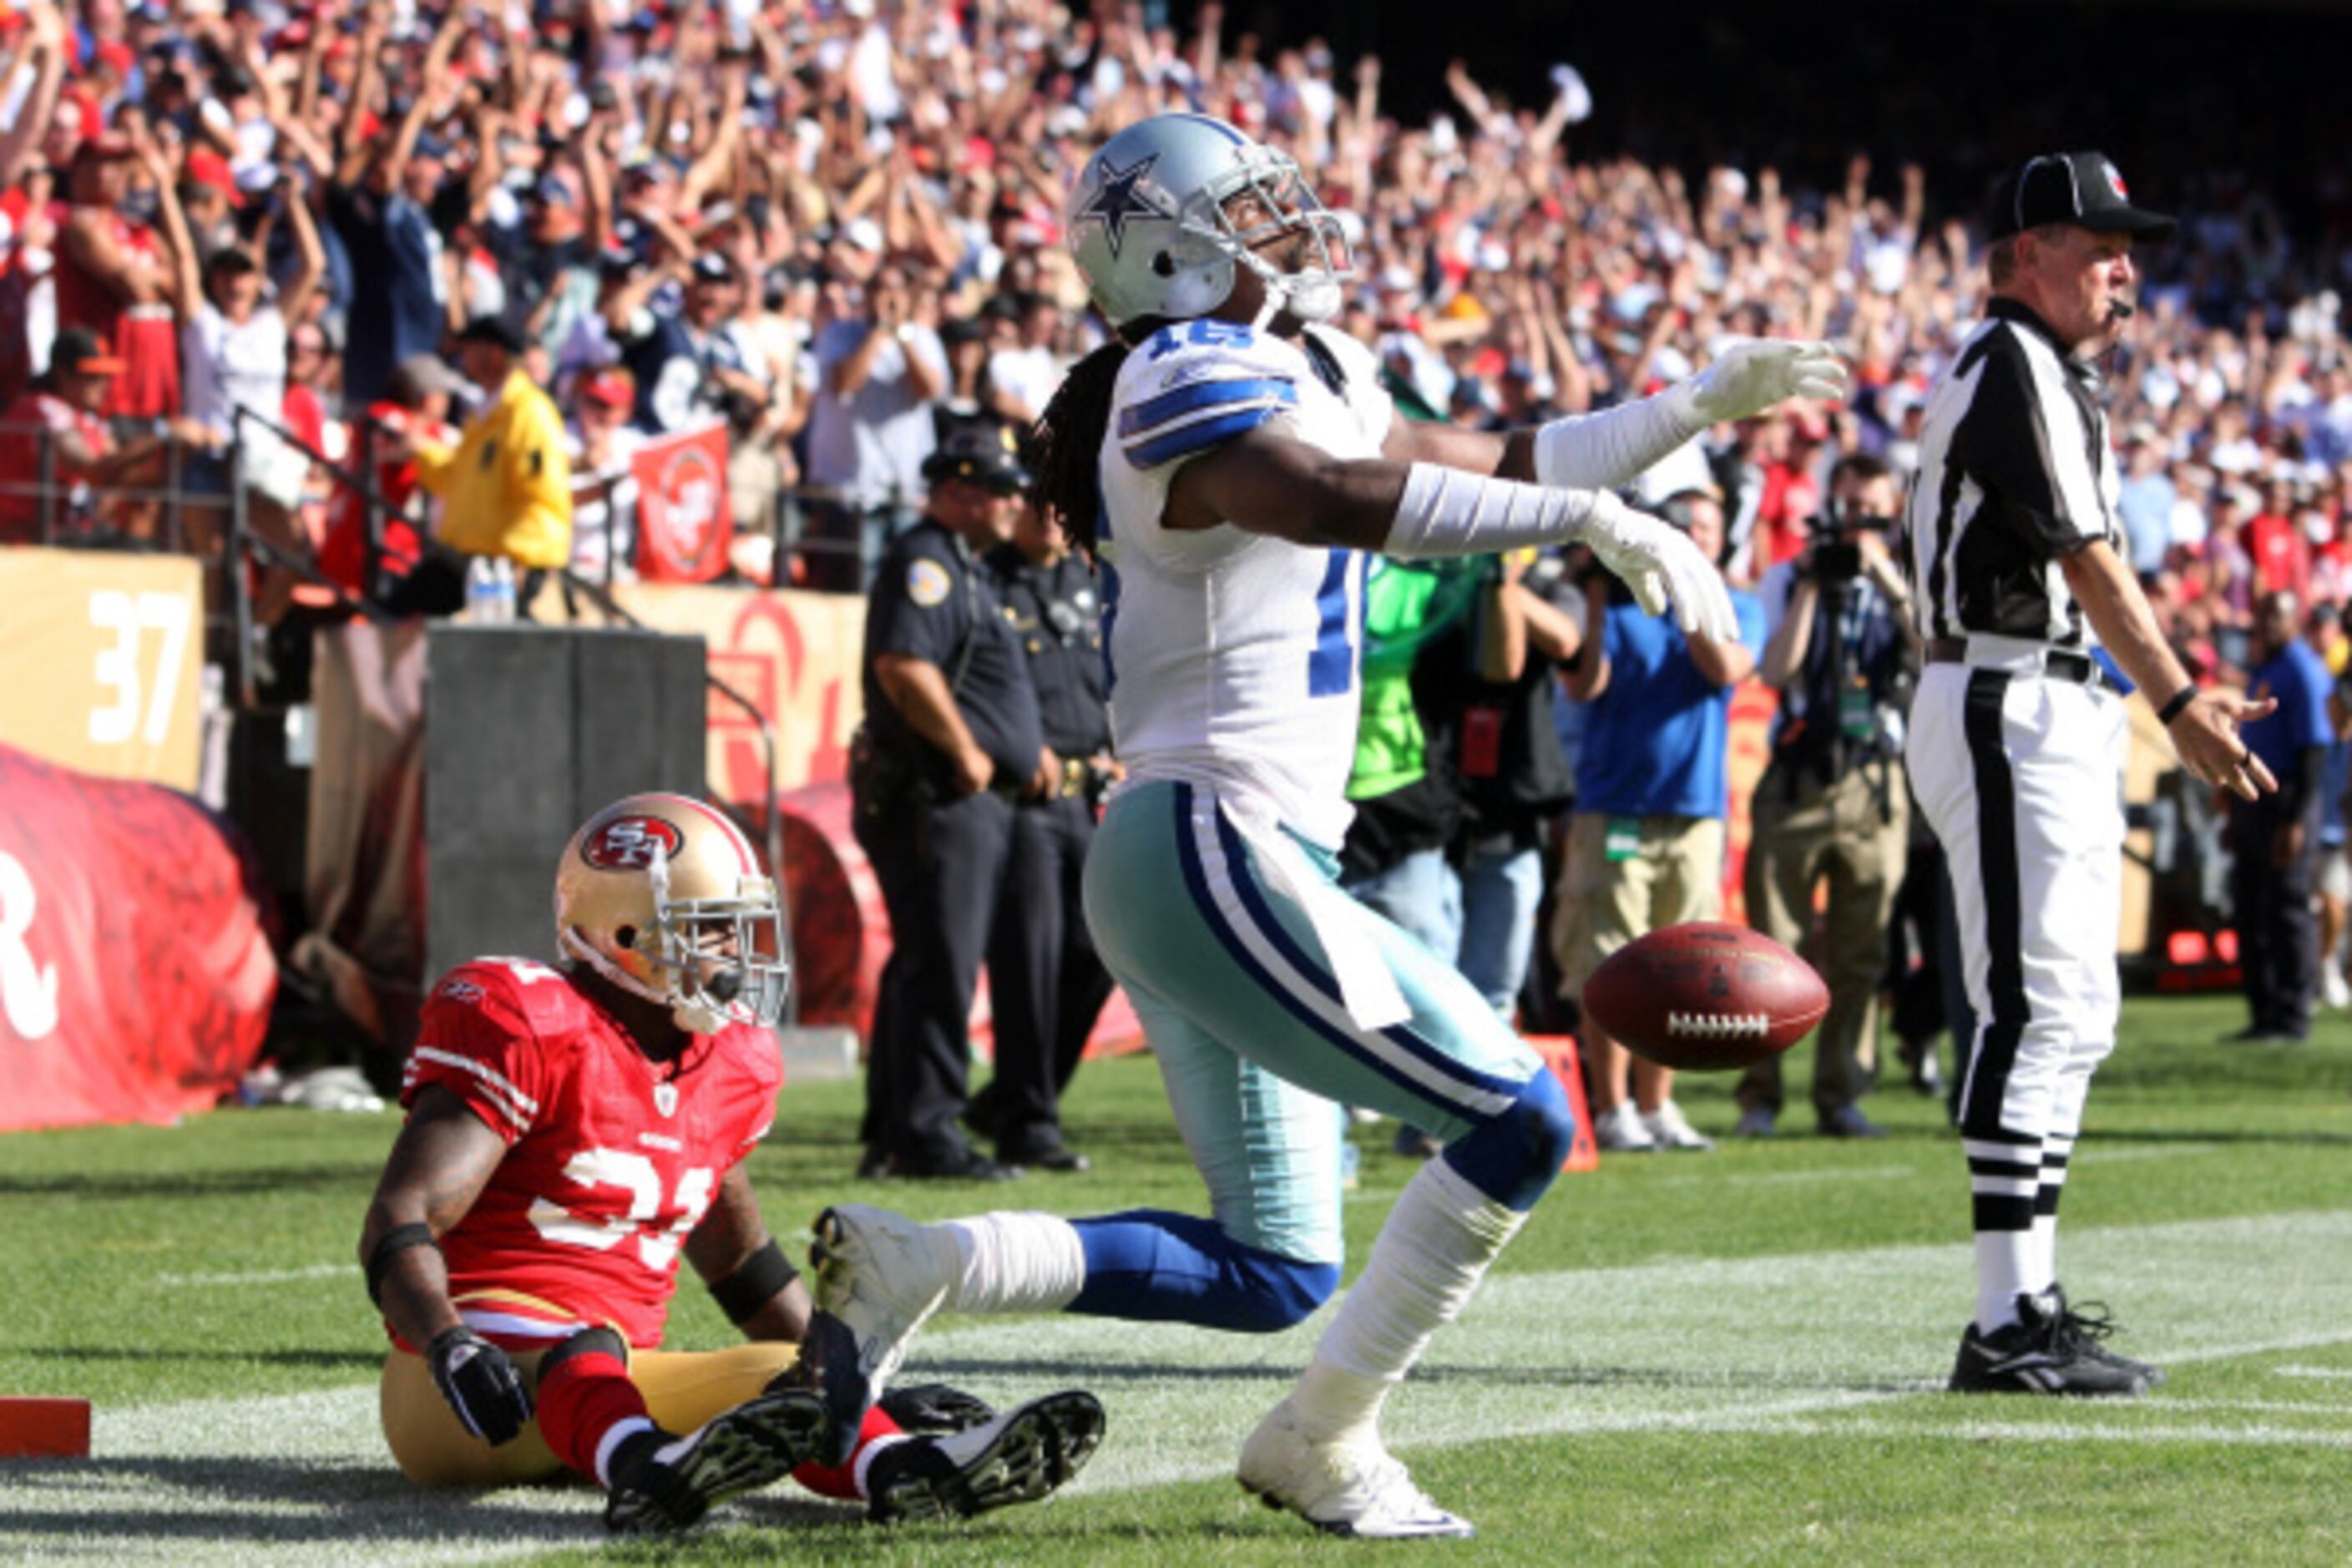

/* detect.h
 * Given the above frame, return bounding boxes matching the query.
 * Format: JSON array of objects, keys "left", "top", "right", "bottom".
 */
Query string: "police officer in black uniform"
[
  {"left": 851, "top": 424, "right": 1045, "bottom": 1181},
  {"left": 972, "top": 496, "right": 1119, "bottom": 1172}
]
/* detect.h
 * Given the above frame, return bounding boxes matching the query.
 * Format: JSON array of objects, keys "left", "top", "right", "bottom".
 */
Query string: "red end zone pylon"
[
  {"left": 1526, "top": 1035, "right": 1598, "bottom": 1173},
  {"left": 0, "top": 1398, "right": 92, "bottom": 1459}
]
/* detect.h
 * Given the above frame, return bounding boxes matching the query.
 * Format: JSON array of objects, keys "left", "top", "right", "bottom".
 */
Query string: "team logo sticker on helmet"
[
  {"left": 583, "top": 815, "right": 685, "bottom": 871},
  {"left": 908, "top": 559, "right": 953, "bottom": 608},
  {"left": 1073, "top": 151, "right": 1178, "bottom": 260}
]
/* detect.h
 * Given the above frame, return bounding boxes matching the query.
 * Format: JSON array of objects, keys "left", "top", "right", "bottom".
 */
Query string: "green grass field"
[{"left": 3, "top": 993, "right": 2350, "bottom": 1565}]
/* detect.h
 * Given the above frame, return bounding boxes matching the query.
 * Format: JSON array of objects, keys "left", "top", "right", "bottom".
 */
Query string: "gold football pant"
[{"left": 379, "top": 1302, "right": 800, "bottom": 1485}]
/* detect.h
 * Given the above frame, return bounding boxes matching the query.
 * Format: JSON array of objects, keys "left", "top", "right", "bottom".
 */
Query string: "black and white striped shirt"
[{"left": 1906, "top": 298, "right": 2122, "bottom": 648}]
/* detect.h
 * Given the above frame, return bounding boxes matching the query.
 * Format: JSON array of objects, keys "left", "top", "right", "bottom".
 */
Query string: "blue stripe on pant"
[{"left": 1080, "top": 779, "right": 1544, "bottom": 1267}]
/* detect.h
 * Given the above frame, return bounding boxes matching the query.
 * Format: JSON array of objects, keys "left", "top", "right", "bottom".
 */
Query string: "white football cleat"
[
  {"left": 1236, "top": 1398, "right": 1474, "bottom": 1540},
  {"left": 1640, "top": 1100, "right": 1714, "bottom": 1152},
  {"left": 804, "top": 1204, "right": 959, "bottom": 1463}
]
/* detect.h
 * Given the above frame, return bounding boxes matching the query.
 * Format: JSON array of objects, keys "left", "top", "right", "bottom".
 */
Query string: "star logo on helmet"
[{"left": 1075, "top": 152, "right": 1177, "bottom": 260}]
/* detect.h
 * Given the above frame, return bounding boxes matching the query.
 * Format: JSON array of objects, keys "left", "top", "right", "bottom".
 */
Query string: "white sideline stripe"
[
  {"left": 11, "top": 1207, "right": 2352, "bottom": 1565},
  {"left": 1744, "top": 1418, "right": 2352, "bottom": 1449},
  {"left": 2076, "top": 1143, "right": 2222, "bottom": 1164},
  {"left": 157, "top": 1263, "right": 356, "bottom": 1287},
  {"left": 2273, "top": 1365, "right": 2352, "bottom": 1380}
]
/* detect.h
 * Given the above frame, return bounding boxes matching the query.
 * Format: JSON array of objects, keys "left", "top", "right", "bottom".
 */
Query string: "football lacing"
[{"left": 1664, "top": 1011, "right": 1769, "bottom": 1038}]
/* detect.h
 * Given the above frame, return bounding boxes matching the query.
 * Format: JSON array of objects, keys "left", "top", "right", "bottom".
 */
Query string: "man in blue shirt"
[
  {"left": 2115, "top": 432, "right": 2176, "bottom": 582},
  {"left": 2229, "top": 590, "right": 2336, "bottom": 1043},
  {"left": 1554, "top": 488, "right": 1763, "bottom": 1151},
  {"left": 804, "top": 265, "right": 947, "bottom": 590}
]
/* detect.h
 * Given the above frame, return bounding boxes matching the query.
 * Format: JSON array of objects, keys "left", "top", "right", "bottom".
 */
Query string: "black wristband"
[
  {"left": 2156, "top": 685, "right": 2198, "bottom": 726},
  {"left": 366, "top": 1222, "right": 439, "bottom": 1309},
  {"left": 710, "top": 1237, "right": 799, "bottom": 1325}
]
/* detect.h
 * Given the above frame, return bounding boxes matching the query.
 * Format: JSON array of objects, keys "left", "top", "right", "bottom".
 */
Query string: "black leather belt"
[{"left": 1925, "top": 637, "right": 2105, "bottom": 689}]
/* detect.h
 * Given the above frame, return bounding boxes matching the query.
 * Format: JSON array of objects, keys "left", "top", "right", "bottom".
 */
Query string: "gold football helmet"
[{"left": 553, "top": 792, "right": 789, "bottom": 1033}]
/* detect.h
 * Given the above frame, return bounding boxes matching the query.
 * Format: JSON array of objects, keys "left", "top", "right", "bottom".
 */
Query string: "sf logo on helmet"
[{"left": 584, "top": 816, "right": 685, "bottom": 871}]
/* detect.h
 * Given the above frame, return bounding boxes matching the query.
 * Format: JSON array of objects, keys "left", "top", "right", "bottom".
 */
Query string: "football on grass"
[{"left": 1581, "top": 923, "right": 1828, "bottom": 1071}]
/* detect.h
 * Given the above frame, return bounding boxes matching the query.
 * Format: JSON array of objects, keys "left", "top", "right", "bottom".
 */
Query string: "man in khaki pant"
[
  {"left": 1736, "top": 455, "right": 1917, "bottom": 1138},
  {"left": 1555, "top": 489, "right": 1763, "bottom": 1152}
]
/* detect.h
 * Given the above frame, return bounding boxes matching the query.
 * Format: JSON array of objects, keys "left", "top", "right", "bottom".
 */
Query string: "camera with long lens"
[{"left": 1803, "top": 507, "right": 1897, "bottom": 584}]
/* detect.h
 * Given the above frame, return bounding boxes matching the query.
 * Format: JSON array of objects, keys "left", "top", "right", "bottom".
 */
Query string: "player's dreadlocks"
[{"left": 1025, "top": 317, "right": 1166, "bottom": 559}]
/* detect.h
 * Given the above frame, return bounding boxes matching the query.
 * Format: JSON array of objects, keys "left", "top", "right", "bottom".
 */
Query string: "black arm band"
[
  {"left": 2156, "top": 685, "right": 2198, "bottom": 726},
  {"left": 710, "top": 1238, "right": 799, "bottom": 1326},
  {"left": 366, "top": 1222, "right": 440, "bottom": 1309}
]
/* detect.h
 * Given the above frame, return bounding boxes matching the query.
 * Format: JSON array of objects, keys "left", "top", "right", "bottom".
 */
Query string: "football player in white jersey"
[{"left": 795, "top": 113, "right": 1846, "bottom": 1539}]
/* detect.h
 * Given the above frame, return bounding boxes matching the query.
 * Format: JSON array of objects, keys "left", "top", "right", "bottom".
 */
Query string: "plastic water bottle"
[
  {"left": 463, "top": 556, "right": 498, "bottom": 624},
  {"left": 490, "top": 557, "right": 517, "bottom": 624}
]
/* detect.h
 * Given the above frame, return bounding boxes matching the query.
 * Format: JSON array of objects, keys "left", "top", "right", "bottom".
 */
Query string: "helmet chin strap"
[{"left": 1237, "top": 246, "right": 1342, "bottom": 330}]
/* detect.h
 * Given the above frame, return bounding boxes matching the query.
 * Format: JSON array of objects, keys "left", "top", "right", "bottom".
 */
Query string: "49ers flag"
[
  {"left": 0, "top": 745, "right": 276, "bottom": 1130},
  {"left": 633, "top": 422, "right": 734, "bottom": 584}
]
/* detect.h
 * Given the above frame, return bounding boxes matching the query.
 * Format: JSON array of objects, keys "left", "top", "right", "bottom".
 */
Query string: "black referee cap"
[
  {"left": 1989, "top": 152, "right": 2176, "bottom": 242},
  {"left": 923, "top": 423, "right": 1031, "bottom": 492}
]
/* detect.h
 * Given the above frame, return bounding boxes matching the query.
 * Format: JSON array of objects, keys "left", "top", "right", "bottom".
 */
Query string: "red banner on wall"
[
  {"left": 633, "top": 422, "right": 734, "bottom": 584},
  {"left": 0, "top": 745, "right": 276, "bottom": 1130}
]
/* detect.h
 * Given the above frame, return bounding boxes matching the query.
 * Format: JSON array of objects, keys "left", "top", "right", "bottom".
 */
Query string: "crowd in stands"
[
  {"left": 3, "top": 0, "right": 2346, "bottom": 652},
  {"left": 6, "top": 0, "right": 2350, "bottom": 1049}
]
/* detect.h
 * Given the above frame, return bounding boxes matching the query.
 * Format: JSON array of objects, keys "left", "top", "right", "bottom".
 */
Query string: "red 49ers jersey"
[{"left": 400, "top": 958, "right": 782, "bottom": 1348}]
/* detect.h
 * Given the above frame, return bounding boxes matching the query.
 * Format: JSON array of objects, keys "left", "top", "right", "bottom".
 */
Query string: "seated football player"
[{"left": 359, "top": 792, "right": 1105, "bottom": 1535}]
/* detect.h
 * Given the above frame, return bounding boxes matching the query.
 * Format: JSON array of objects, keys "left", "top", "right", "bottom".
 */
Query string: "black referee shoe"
[
  {"left": 2049, "top": 1284, "right": 2167, "bottom": 1388},
  {"left": 1948, "top": 1289, "right": 2156, "bottom": 1398}
]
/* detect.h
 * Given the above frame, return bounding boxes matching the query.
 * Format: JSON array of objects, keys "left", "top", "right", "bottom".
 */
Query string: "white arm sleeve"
[
  {"left": 1384, "top": 462, "right": 1606, "bottom": 559},
  {"left": 1528, "top": 386, "right": 1705, "bottom": 491}
]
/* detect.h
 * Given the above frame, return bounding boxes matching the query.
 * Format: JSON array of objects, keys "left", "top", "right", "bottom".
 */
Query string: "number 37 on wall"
[{"left": 88, "top": 590, "right": 191, "bottom": 748}]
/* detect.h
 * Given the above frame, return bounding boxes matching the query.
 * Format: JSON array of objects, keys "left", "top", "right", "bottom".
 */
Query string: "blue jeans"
[
  {"left": 1455, "top": 842, "right": 1542, "bottom": 1020},
  {"left": 1340, "top": 846, "right": 1462, "bottom": 969}
]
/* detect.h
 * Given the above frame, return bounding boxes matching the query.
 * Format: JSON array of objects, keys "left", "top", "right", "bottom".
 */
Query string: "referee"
[{"left": 1905, "top": 152, "right": 2277, "bottom": 1397}]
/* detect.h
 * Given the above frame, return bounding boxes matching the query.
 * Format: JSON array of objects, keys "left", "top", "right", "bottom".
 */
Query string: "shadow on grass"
[
  {"left": 13, "top": 1346, "right": 384, "bottom": 1371},
  {"left": 0, "top": 1166, "right": 377, "bottom": 1200},
  {"left": 0, "top": 1455, "right": 599, "bottom": 1547},
  {"left": 908, "top": 1355, "right": 1927, "bottom": 1398}
]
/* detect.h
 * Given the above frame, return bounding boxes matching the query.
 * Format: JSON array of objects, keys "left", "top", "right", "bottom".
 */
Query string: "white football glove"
[
  {"left": 1676, "top": 337, "right": 1849, "bottom": 426},
  {"left": 1577, "top": 493, "right": 1741, "bottom": 645}
]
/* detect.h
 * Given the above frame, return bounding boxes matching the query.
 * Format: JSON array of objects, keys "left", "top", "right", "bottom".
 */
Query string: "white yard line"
[
  {"left": 1743, "top": 1417, "right": 2352, "bottom": 1449},
  {"left": 2273, "top": 1365, "right": 2352, "bottom": 1380},
  {"left": 7, "top": 1208, "right": 2352, "bottom": 1565},
  {"left": 157, "top": 1264, "right": 357, "bottom": 1287}
]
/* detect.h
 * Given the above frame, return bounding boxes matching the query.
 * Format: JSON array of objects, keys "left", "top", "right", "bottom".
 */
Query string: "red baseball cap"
[
  {"left": 185, "top": 148, "right": 240, "bottom": 206},
  {"left": 580, "top": 368, "right": 635, "bottom": 409}
]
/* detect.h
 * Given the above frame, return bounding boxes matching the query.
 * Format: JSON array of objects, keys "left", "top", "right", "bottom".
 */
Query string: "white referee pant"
[{"left": 1906, "top": 649, "right": 2126, "bottom": 1256}]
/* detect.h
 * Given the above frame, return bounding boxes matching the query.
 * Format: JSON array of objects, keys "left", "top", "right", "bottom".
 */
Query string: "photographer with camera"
[
  {"left": 850, "top": 424, "right": 1044, "bottom": 1182},
  {"left": 1735, "top": 453, "right": 1918, "bottom": 1140}
]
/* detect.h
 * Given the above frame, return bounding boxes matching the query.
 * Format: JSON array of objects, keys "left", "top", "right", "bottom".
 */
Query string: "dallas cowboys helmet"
[{"left": 1066, "top": 113, "right": 1353, "bottom": 332}]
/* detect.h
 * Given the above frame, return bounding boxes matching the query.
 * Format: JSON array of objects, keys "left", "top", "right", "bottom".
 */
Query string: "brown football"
[{"left": 1580, "top": 923, "right": 1828, "bottom": 1071}]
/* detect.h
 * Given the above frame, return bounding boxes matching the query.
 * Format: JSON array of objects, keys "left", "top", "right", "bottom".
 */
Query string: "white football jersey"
[{"left": 1095, "top": 319, "right": 1394, "bottom": 848}]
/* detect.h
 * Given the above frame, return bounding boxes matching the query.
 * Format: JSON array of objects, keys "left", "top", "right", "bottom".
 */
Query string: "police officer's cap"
[{"left": 923, "top": 423, "right": 1032, "bottom": 493}]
